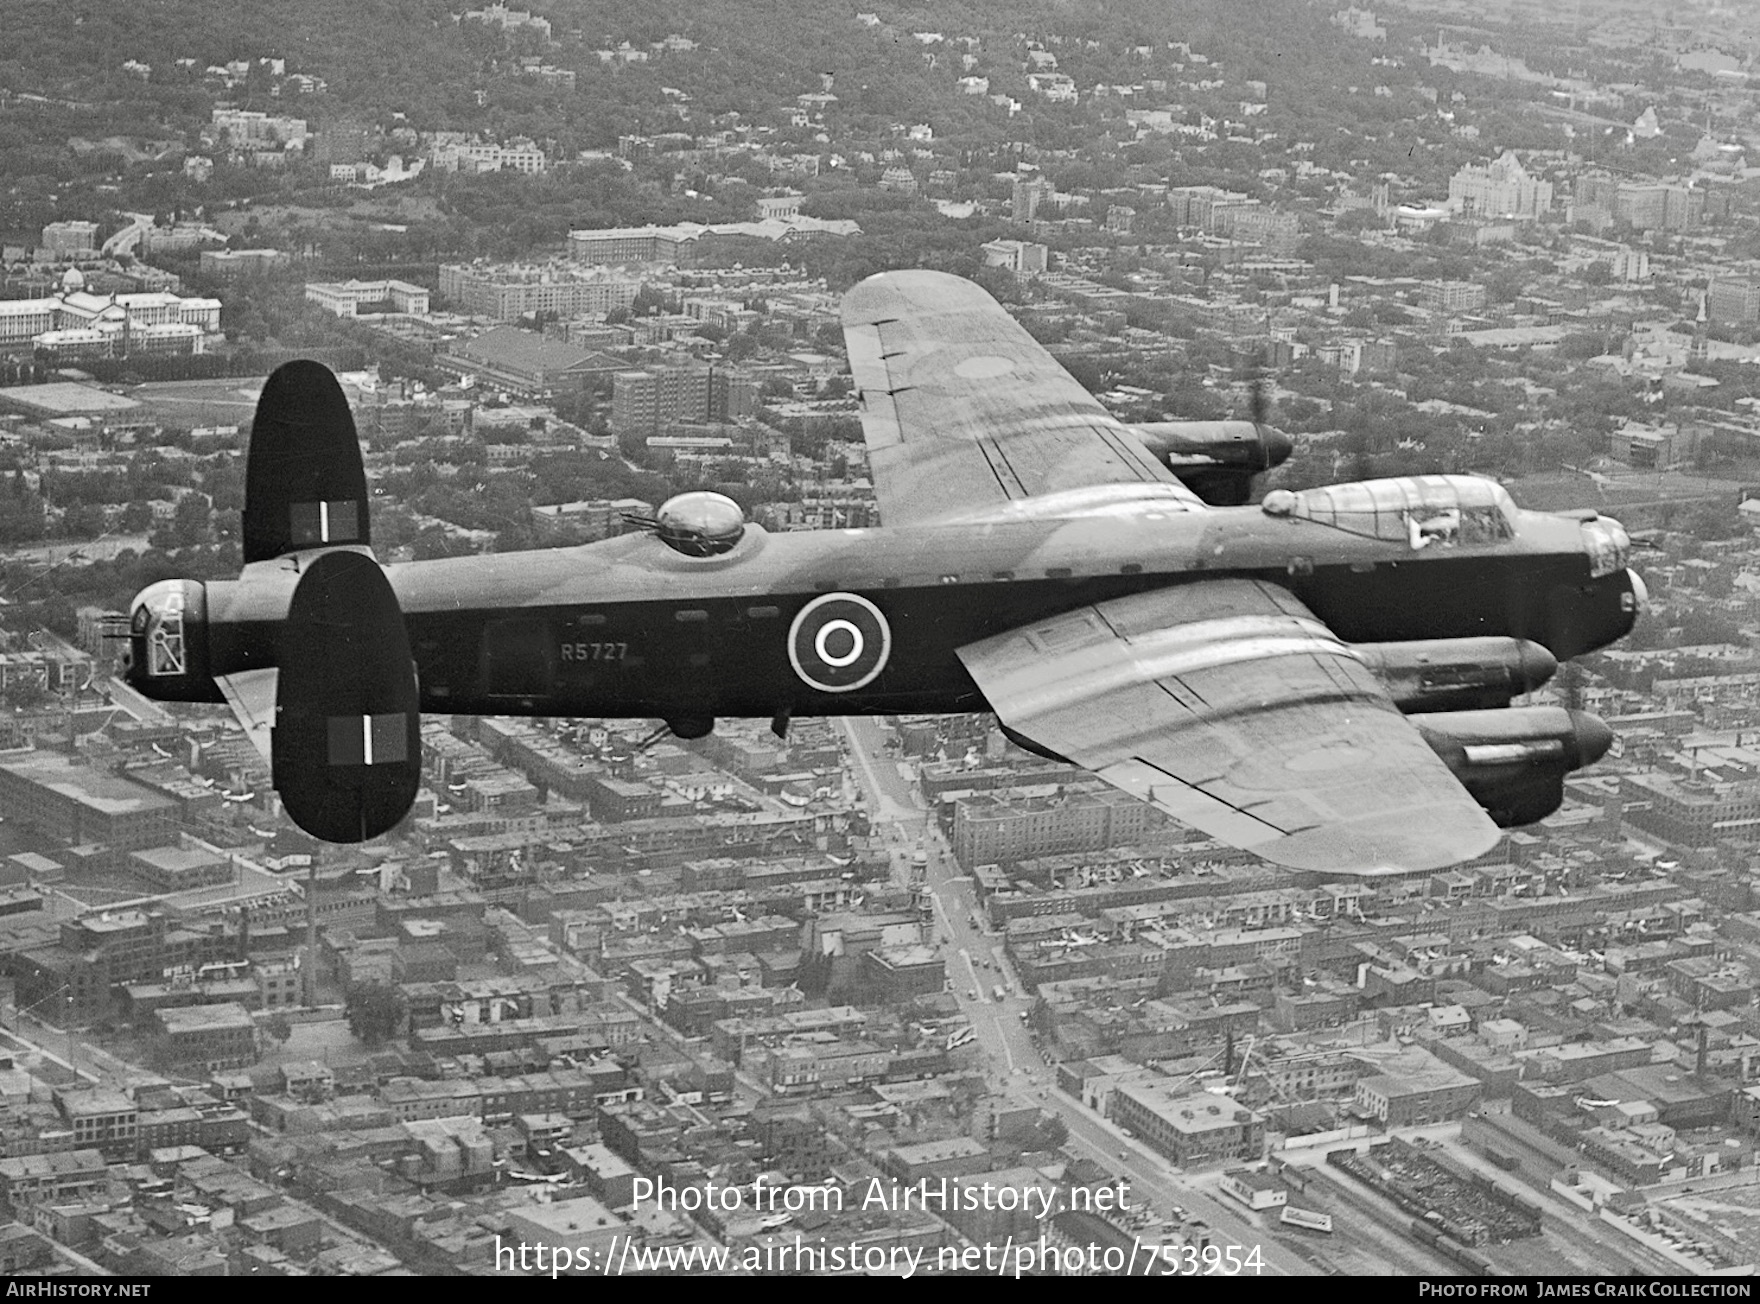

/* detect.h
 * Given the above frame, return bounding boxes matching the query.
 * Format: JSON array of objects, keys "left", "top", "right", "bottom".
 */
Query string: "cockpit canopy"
[{"left": 1263, "top": 475, "right": 1520, "bottom": 549}]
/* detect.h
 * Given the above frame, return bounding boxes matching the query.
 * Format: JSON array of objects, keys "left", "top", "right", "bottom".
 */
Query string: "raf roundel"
[{"left": 788, "top": 593, "right": 892, "bottom": 693}]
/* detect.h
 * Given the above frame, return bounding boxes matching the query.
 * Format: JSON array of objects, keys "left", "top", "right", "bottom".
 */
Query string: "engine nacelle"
[
  {"left": 1127, "top": 420, "right": 1294, "bottom": 506},
  {"left": 1417, "top": 707, "right": 1613, "bottom": 828},
  {"left": 1355, "top": 638, "right": 1558, "bottom": 714}
]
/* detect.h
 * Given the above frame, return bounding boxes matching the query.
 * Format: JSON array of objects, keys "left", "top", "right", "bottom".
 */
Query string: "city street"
[{"left": 838, "top": 715, "right": 1312, "bottom": 1276}]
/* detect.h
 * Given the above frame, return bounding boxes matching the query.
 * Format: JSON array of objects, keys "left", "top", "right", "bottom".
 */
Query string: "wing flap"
[{"left": 959, "top": 580, "right": 1501, "bottom": 875}]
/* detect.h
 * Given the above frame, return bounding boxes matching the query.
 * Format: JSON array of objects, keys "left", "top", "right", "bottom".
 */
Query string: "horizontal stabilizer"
[
  {"left": 272, "top": 550, "right": 419, "bottom": 842},
  {"left": 243, "top": 361, "right": 371, "bottom": 564},
  {"left": 217, "top": 668, "right": 278, "bottom": 765}
]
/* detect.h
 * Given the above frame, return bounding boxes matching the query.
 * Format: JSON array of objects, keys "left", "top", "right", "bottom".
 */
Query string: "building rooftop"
[
  {"left": 73, "top": 909, "right": 157, "bottom": 934},
  {"left": 0, "top": 383, "right": 142, "bottom": 418},
  {"left": 1117, "top": 1084, "right": 1259, "bottom": 1134},
  {"left": 888, "top": 1136, "right": 989, "bottom": 1163},
  {"left": 0, "top": 752, "right": 175, "bottom": 816},
  {"left": 155, "top": 1002, "right": 255, "bottom": 1034},
  {"left": 132, "top": 846, "right": 226, "bottom": 873},
  {"left": 447, "top": 326, "right": 603, "bottom": 373},
  {"left": 0, "top": 1149, "right": 107, "bottom": 1179},
  {"left": 55, "top": 1088, "right": 134, "bottom": 1118},
  {"left": 505, "top": 1192, "right": 621, "bottom": 1239}
]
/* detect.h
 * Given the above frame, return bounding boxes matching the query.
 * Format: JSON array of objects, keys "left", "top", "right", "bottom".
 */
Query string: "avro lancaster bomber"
[{"left": 124, "top": 270, "right": 1644, "bottom": 875}]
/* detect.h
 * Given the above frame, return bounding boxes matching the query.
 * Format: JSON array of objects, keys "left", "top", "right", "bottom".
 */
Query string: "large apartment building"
[
  {"left": 1448, "top": 151, "right": 1552, "bottom": 219},
  {"left": 303, "top": 279, "right": 431, "bottom": 318},
  {"left": 1575, "top": 173, "right": 1702, "bottom": 232},
  {"left": 951, "top": 787, "right": 1157, "bottom": 868},
  {"left": 438, "top": 264, "right": 639, "bottom": 320},
  {"left": 610, "top": 364, "right": 759, "bottom": 434}
]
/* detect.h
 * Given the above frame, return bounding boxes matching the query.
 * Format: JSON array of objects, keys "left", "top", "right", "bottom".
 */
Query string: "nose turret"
[{"left": 1581, "top": 515, "right": 1631, "bottom": 579}]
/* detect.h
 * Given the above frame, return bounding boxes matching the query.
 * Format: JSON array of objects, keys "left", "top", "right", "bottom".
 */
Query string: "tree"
[
  {"left": 345, "top": 981, "right": 406, "bottom": 1047},
  {"left": 151, "top": 493, "right": 210, "bottom": 550},
  {"left": 995, "top": 1111, "right": 1070, "bottom": 1153},
  {"left": 0, "top": 680, "right": 53, "bottom": 710},
  {"left": 0, "top": 486, "right": 45, "bottom": 545},
  {"left": 120, "top": 500, "right": 154, "bottom": 533},
  {"left": 1686, "top": 501, "right": 1744, "bottom": 542},
  {"left": 58, "top": 502, "right": 106, "bottom": 539},
  {"left": 493, "top": 521, "right": 537, "bottom": 552},
  {"left": 262, "top": 1011, "right": 295, "bottom": 1049},
  {"left": 412, "top": 525, "right": 471, "bottom": 561}
]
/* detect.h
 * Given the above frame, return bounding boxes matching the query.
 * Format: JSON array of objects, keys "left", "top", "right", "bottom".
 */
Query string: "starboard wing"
[
  {"left": 958, "top": 579, "right": 1502, "bottom": 875},
  {"left": 841, "top": 269, "right": 1203, "bottom": 526}
]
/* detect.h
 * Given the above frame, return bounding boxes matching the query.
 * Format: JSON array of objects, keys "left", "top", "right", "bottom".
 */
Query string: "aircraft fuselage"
[{"left": 150, "top": 500, "right": 1640, "bottom": 727}]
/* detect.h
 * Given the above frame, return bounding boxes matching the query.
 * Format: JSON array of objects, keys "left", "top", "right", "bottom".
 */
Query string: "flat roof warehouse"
[{"left": 0, "top": 382, "right": 141, "bottom": 420}]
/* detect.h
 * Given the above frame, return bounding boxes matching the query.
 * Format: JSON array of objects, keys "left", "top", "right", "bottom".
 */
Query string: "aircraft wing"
[
  {"left": 841, "top": 269, "right": 1203, "bottom": 526},
  {"left": 957, "top": 579, "right": 1501, "bottom": 875}
]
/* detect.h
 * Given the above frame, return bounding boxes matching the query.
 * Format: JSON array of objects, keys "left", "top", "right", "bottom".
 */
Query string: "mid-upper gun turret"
[{"left": 651, "top": 492, "right": 746, "bottom": 557}]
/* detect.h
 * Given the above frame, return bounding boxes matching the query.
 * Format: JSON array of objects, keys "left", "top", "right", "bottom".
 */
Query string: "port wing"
[{"left": 841, "top": 269, "right": 1205, "bottom": 525}]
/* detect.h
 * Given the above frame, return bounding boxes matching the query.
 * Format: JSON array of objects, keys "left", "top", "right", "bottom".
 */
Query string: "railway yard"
[{"left": 1260, "top": 1121, "right": 1703, "bottom": 1278}]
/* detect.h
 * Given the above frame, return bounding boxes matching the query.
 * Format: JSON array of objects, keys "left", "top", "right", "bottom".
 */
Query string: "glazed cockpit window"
[{"left": 1273, "top": 476, "right": 1519, "bottom": 549}]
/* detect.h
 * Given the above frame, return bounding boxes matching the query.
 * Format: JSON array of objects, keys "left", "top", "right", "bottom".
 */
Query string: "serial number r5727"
[{"left": 560, "top": 641, "right": 628, "bottom": 662}]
